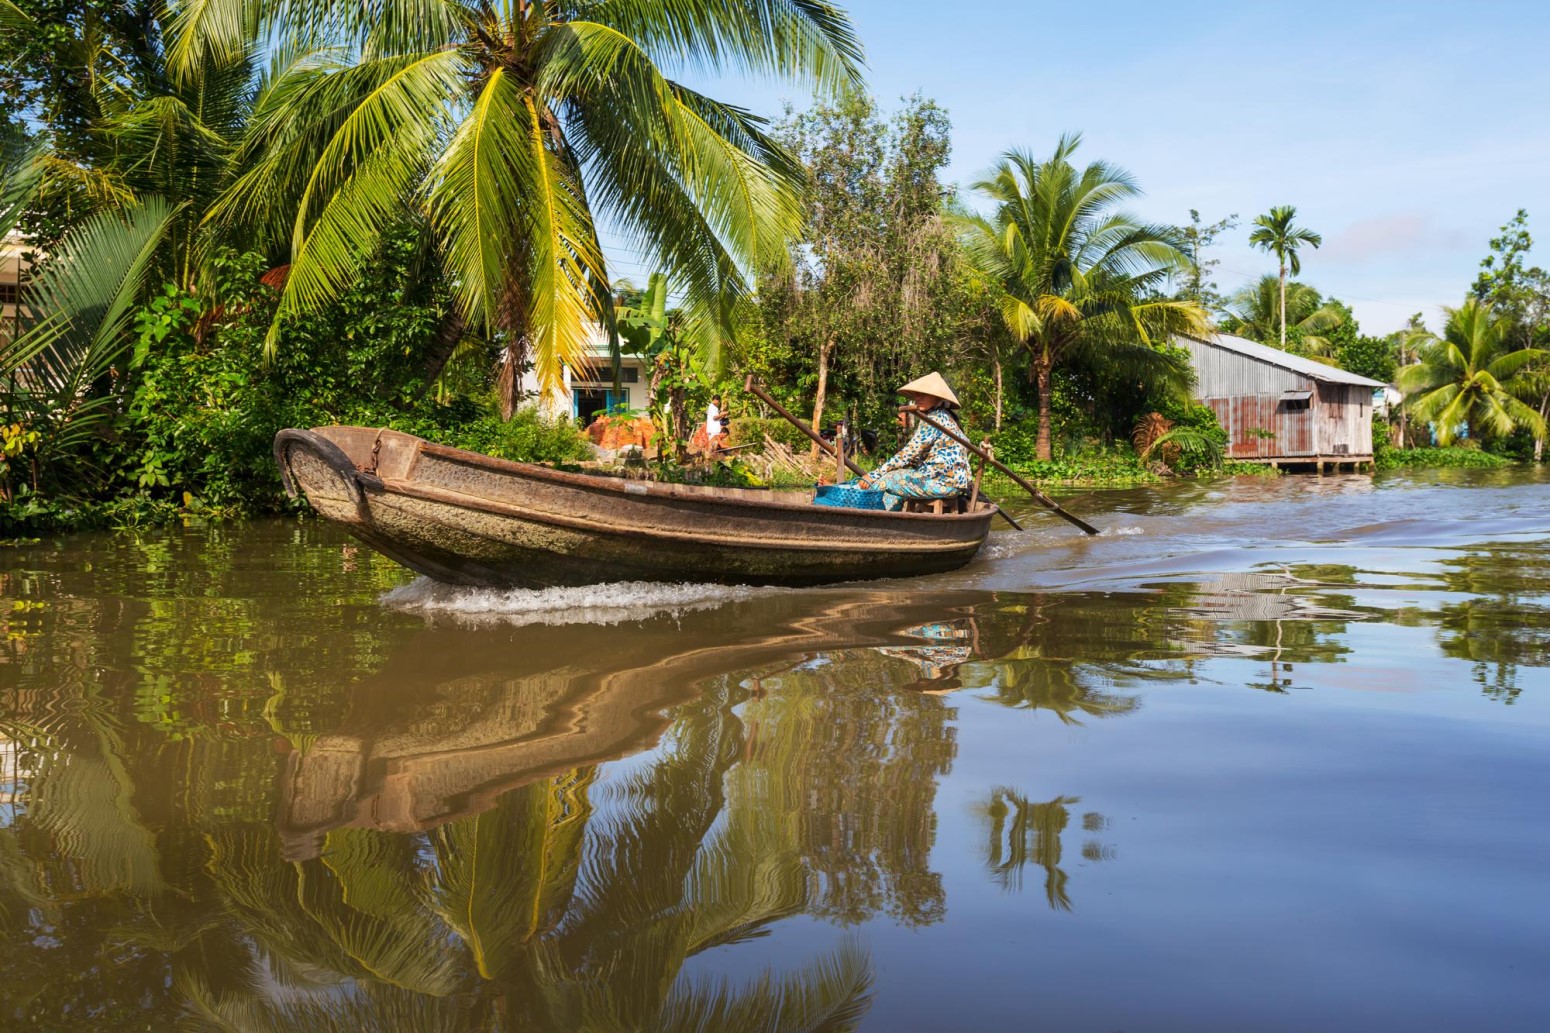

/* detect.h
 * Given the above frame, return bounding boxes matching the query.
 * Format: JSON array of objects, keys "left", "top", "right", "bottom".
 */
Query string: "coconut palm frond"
[
  {"left": 1225, "top": 275, "right": 1344, "bottom": 352},
  {"left": 430, "top": 775, "right": 593, "bottom": 981},
  {"left": 195, "top": 0, "right": 862, "bottom": 412},
  {"left": 0, "top": 136, "right": 48, "bottom": 233},
  {"left": 177, "top": 964, "right": 477, "bottom": 1033},
  {"left": 0, "top": 0, "right": 33, "bottom": 30},
  {"left": 1139, "top": 424, "right": 1225, "bottom": 468},
  {"left": 1397, "top": 299, "right": 1548, "bottom": 444},
  {"left": 2, "top": 198, "right": 176, "bottom": 489}
]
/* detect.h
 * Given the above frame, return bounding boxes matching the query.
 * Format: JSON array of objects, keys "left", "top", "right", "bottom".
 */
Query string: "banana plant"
[{"left": 618, "top": 273, "right": 700, "bottom": 462}]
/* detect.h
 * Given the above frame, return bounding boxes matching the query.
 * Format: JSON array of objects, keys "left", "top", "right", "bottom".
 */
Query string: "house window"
[
  {"left": 1279, "top": 389, "right": 1311, "bottom": 412},
  {"left": 573, "top": 364, "right": 638, "bottom": 384}
]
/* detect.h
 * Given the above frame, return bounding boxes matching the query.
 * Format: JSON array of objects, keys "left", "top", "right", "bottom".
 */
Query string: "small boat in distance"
[{"left": 275, "top": 426, "right": 996, "bottom": 588}]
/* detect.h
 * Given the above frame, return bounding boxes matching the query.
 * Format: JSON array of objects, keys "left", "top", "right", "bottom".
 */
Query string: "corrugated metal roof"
[{"left": 1181, "top": 333, "right": 1388, "bottom": 388}]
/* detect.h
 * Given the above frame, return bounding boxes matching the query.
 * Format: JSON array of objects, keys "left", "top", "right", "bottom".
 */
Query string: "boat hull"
[{"left": 275, "top": 426, "right": 994, "bottom": 588}]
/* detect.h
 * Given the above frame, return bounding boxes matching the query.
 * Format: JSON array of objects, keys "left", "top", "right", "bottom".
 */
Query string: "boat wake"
[{"left": 381, "top": 577, "right": 780, "bottom": 627}]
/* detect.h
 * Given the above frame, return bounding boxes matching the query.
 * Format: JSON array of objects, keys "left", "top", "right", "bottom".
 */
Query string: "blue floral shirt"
[{"left": 868, "top": 407, "right": 972, "bottom": 496}]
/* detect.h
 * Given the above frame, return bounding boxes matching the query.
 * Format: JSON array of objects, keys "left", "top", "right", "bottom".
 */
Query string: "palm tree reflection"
[{"left": 977, "top": 790, "right": 1114, "bottom": 910}]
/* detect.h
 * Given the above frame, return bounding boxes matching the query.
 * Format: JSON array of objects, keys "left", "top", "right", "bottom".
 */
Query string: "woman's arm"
[{"left": 861, "top": 421, "right": 937, "bottom": 485}]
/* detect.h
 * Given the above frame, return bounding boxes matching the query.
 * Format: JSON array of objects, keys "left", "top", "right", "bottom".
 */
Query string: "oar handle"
[{"left": 744, "top": 376, "right": 866, "bottom": 477}]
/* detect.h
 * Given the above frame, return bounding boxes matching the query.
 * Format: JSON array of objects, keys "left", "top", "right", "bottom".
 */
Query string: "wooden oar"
[
  {"left": 744, "top": 376, "right": 867, "bottom": 477},
  {"left": 906, "top": 407, "right": 1100, "bottom": 536},
  {"left": 743, "top": 377, "right": 1024, "bottom": 530}
]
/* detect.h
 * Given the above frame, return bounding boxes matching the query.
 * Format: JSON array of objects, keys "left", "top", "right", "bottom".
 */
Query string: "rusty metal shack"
[{"left": 1178, "top": 333, "right": 1386, "bottom": 471}]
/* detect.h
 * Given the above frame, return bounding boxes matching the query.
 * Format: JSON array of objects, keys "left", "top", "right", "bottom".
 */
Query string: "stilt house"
[{"left": 1177, "top": 333, "right": 1386, "bottom": 470}]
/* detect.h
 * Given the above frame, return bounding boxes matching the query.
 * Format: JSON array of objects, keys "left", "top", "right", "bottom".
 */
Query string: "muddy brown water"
[{"left": 3, "top": 468, "right": 1549, "bottom": 1031}]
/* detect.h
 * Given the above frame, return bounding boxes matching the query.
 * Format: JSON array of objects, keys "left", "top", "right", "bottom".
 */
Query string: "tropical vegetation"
[
  {"left": 955, "top": 135, "right": 1209, "bottom": 461},
  {"left": 5, "top": 2, "right": 1550, "bottom": 533},
  {"left": 1223, "top": 274, "right": 1345, "bottom": 357},
  {"left": 1396, "top": 299, "right": 1548, "bottom": 446}
]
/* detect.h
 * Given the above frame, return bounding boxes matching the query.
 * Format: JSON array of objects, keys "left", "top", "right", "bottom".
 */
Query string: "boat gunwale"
[
  {"left": 369, "top": 475, "right": 987, "bottom": 555},
  {"left": 324, "top": 426, "right": 996, "bottom": 525}
]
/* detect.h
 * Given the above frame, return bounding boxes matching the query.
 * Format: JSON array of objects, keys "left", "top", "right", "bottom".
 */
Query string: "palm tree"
[
  {"left": 181, "top": 1, "right": 863, "bottom": 415},
  {"left": 1248, "top": 205, "right": 1322, "bottom": 348},
  {"left": 1225, "top": 274, "right": 1345, "bottom": 356},
  {"left": 1397, "top": 299, "right": 1549, "bottom": 445},
  {"left": 956, "top": 135, "right": 1209, "bottom": 461}
]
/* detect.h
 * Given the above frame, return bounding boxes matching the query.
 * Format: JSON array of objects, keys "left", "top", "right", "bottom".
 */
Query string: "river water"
[{"left": 3, "top": 469, "right": 1549, "bottom": 1031}]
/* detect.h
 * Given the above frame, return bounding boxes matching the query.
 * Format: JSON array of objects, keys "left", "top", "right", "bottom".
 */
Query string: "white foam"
[
  {"left": 1102, "top": 525, "right": 1145, "bottom": 536},
  {"left": 381, "top": 577, "right": 776, "bottom": 627}
]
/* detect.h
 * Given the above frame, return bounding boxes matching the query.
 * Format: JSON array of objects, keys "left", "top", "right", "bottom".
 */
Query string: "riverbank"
[{"left": 0, "top": 421, "right": 1536, "bottom": 538}]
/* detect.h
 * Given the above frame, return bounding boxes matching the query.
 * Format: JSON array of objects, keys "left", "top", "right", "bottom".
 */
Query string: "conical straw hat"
[{"left": 898, "top": 371, "right": 959, "bottom": 408}]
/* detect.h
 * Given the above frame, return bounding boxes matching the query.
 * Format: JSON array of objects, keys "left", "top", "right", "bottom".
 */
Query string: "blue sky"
[{"left": 614, "top": 0, "right": 1550, "bottom": 334}]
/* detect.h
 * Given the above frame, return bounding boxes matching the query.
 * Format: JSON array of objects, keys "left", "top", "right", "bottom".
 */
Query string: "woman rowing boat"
[{"left": 857, "top": 372, "right": 971, "bottom": 511}]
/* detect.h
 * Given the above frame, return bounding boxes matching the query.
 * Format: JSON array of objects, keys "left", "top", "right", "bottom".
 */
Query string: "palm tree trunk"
[
  {"left": 1278, "top": 259, "right": 1288, "bottom": 348},
  {"left": 419, "top": 306, "right": 469, "bottom": 395},
  {"left": 1034, "top": 354, "right": 1053, "bottom": 462},
  {"left": 1537, "top": 392, "right": 1549, "bottom": 462},
  {"left": 670, "top": 355, "right": 688, "bottom": 463},
  {"left": 496, "top": 338, "right": 527, "bottom": 420},
  {"left": 496, "top": 268, "right": 528, "bottom": 420},
  {"left": 809, "top": 336, "right": 835, "bottom": 460},
  {"left": 649, "top": 357, "right": 666, "bottom": 459},
  {"left": 993, "top": 354, "right": 1004, "bottom": 431}
]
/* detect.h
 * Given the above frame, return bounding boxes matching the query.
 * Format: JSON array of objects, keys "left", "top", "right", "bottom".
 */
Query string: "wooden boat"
[{"left": 275, "top": 425, "right": 996, "bottom": 588}]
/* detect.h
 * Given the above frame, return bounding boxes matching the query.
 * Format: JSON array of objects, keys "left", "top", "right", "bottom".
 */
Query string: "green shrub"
[
  {"left": 986, "top": 421, "right": 1041, "bottom": 466},
  {"left": 1, "top": 233, "right": 596, "bottom": 534},
  {"left": 991, "top": 446, "right": 1159, "bottom": 487},
  {"left": 726, "top": 416, "right": 812, "bottom": 453},
  {"left": 433, "top": 408, "right": 592, "bottom": 465},
  {"left": 1372, "top": 415, "right": 1512, "bottom": 470},
  {"left": 1376, "top": 447, "right": 1511, "bottom": 471}
]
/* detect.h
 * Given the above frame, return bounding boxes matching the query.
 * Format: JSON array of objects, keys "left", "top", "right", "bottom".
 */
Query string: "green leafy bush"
[
  {"left": 989, "top": 446, "right": 1160, "bottom": 487},
  {"left": 3, "top": 234, "right": 592, "bottom": 533},
  {"left": 431, "top": 408, "right": 591, "bottom": 466},
  {"left": 726, "top": 416, "right": 813, "bottom": 453},
  {"left": 1376, "top": 447, "right": 1511, "bottom": 470}
]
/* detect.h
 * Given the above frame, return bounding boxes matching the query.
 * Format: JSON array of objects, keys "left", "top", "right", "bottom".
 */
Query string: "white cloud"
[{"left": 1321, "top": 214, "right": 1472, "bottom": 264}]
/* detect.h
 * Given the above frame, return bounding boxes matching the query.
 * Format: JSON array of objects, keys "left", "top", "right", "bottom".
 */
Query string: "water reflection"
[
  {"left": 3, "top": 513, "right": 1550, "bottom": 1029},
  {"left": 1430, "top": 545, "right": 1550, "bottom": 704},
  {"left": 979, "top": 790, "right": 1114, "bottom": 910}
]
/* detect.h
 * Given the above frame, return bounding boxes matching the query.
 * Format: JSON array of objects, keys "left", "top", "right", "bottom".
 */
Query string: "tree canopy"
[{"left": 955, "top": 134, "right": 1207, "bottom": 460}]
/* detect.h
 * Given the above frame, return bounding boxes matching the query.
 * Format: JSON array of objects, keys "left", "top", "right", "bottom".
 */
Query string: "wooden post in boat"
[
  {"left": 834, "top": 422, "right": 847, "bottom": 484},
  {"left": 968, "top": 440, "right": 989, "bottom": 510}
]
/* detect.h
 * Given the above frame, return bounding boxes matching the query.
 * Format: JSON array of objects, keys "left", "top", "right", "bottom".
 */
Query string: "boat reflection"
[{"left": 275, "top": 593, "right": 997, "bottom": 861}]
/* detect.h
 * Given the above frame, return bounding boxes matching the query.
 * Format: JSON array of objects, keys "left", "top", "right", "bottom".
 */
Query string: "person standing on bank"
[
  {"left": 857, "top": 372, "right": 971, "bottom": 511},
  {"left": 704, "top": 395, "right": 726, "bottom": 452}
]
